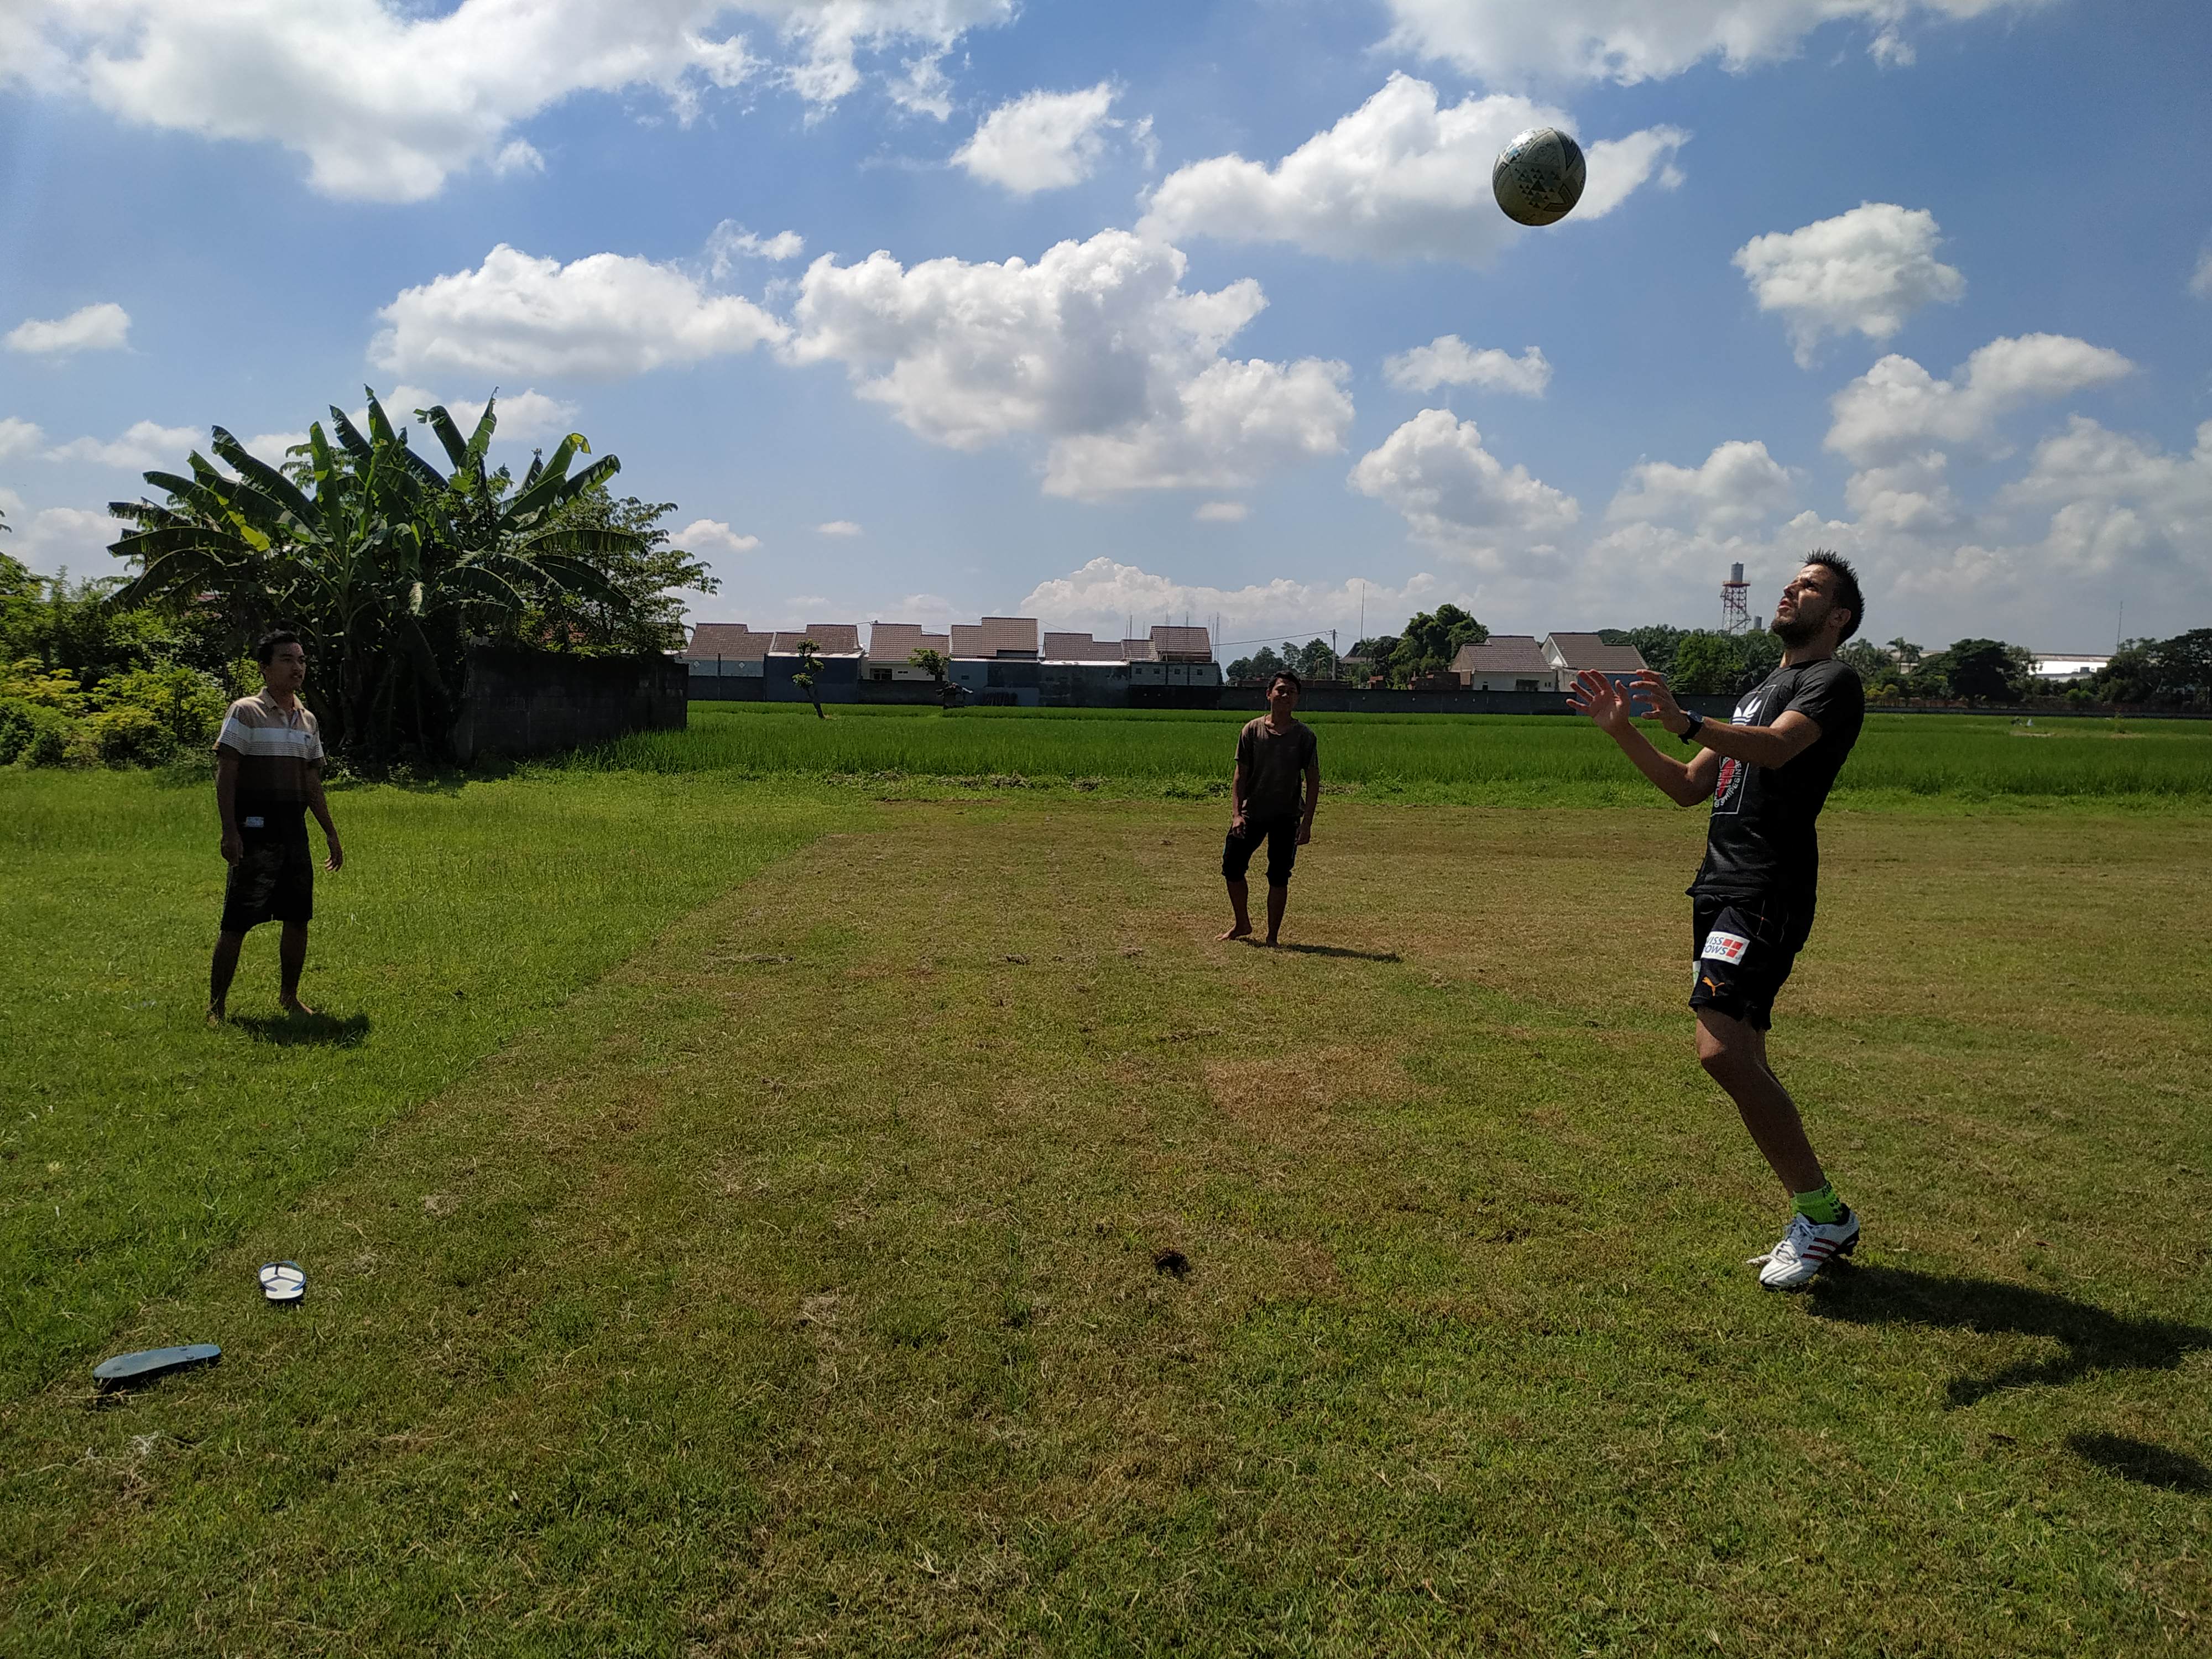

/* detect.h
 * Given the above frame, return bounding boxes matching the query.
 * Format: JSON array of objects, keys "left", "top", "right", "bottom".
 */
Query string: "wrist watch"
[{"left": 1679, "top": 710, "right": 1704, "bottom": 744}]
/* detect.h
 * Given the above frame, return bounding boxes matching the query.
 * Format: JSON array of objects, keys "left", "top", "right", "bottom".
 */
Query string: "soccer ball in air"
[{"left": 1492, "top": 127, "right": 1587, "bottom": 227}]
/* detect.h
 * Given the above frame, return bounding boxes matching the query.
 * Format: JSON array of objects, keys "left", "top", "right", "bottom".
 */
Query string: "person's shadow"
[
  {"left": 1809, "top": 1263, "right": 2212, "bottom": 1407},
  {"left": 1271, "top": 943, "right": 1402, "bottom": 962},
  {"left": 231, "top": 1011, "right": 373, "bottom": 1048}
]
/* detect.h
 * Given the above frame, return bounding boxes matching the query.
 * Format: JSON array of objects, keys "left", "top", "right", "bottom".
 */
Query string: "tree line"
[{"left": 1, "top": 390, "right": 713, "bottom": 769}]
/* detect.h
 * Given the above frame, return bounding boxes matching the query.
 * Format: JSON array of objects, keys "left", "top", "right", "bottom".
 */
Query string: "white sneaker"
[{"left": 1755, "top": 1208, "right": 1859, "bottom": 1290}]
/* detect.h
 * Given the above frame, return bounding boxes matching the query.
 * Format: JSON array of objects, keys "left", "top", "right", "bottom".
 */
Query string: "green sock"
[{"left": 1792, "top": 1181, "right": 1846, "bottom": 1226}]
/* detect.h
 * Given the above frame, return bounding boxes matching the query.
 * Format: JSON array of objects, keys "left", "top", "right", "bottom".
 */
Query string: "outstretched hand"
[
  {"left": 1566, "top": 669, "right": 1636, "bottom": 735},
  {"left": 1631, "top": 671, "right": 1688, "bottom": 735}
]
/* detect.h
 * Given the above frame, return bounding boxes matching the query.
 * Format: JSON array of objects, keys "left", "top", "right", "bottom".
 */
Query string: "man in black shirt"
[
  {"left": 1570, "top": 552, "right": 1868, "bottom": 1288},
  {"left": 1220, "top": 670, "right": 1321, "bottom": 945}
]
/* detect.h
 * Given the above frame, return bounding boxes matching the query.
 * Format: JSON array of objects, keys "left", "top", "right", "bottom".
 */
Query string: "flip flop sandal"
[
  {"left": 93, "top": 1343, "right": 221, "bottom": 1391},
  {"left": 259, "top": 1261, "right": 306, "bottom": 1304}
]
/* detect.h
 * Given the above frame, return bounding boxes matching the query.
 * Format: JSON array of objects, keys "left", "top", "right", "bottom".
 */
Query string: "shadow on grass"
[
  {"left": 1274, "top": 942, "right": 1402, "bottom": 962},
  {"left": 230, "top": 1011, "right": 373, "bottom": 1048},
  {"left": 1809, "top": 1264, "right": 2212, "bottom": 1407},
  {"left": 2067, "top": 1432, "right": 2212, "bottom": 1493}
]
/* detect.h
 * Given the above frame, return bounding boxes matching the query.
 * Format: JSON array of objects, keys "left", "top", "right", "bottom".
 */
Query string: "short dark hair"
[
  {"left": 1269, "top": 669, "right": 1302, "bottom": 692},
  {"left": 254, "top": 629, "right": 303, "bottom": 665},
  {"left": 1803, "top": 550, "right": 1863, "bottom": 642}
]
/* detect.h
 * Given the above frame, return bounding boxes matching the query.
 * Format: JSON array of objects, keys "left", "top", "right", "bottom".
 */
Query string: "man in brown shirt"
[
  {"left": 1220, "top": 670, "right": 1321, "bottom": 945},
  {"left": 208, "top": 631, "right": 343, "bottom": 1024}
]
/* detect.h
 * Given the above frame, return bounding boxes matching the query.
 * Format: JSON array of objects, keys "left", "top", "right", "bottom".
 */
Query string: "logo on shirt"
[
  {"left": 1700, "top": 930, "right": 1751, "bottom": 965},
  {"left": 1709, "top": 685, "right": 1774, "bottom": 817}
]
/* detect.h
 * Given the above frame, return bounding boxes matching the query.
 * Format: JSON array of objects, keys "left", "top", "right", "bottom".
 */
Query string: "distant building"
[
  {"left": 1542, "top": 633, "right": 1646, "bottom": 686},
  {"left": 1449, "top": 635, "right": 1559, "bottom": 692},
  {"left": 865, "top": 622, "right": 951, "bottom": 682},
  {"left": 2029, "top": 652, "right": 2110, "bottom": 683}
]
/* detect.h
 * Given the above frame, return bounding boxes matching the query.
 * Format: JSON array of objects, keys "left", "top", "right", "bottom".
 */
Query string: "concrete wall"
[
  {"left": 1210, "top": 687, "right": 1742, "bottom": 717},
  {"left": 450, "top": 645, "right": 687, "bottom": 763}
]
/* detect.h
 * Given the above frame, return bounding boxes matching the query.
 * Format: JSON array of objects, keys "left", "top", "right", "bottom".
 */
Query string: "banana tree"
[{"left": 109, "top": 389, "right": 643, "bottom": 758}]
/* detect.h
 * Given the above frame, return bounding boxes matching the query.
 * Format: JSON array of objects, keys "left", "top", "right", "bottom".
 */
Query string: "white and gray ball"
[{"left": 1492, "top": 127, "right": 1587, "bottom": 227}]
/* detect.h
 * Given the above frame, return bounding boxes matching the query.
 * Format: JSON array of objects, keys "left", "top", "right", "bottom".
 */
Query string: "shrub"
[
  {"left": 0, "top": 658, "right": 88, "bottom": 712},
  {"left": 0, "top": 697, "right": 79, "bottom": 766},
  {"left": 88, "top": 705, "right": 176, "bottom": 767},
  {"left": 95, "top": 664, "right": 229, "bottom": 750}
]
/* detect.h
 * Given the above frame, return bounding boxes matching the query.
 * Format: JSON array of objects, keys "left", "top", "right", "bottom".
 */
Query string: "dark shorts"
[
  {"left": 1689, "top": 893, "right": 1814, "bottom": 1031},
  {"left": 1223, "top": 816, "right": 1301, "bottom": 887},
  {"left": 221, "top": 840, "right": 314, "bottom": 933}
]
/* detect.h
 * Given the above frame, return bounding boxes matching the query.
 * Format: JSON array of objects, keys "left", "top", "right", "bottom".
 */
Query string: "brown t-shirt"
[
  {"left": 1235, "top": 716, "right": 1317, "bottom": 821},
  {"left": 215, "top": 692, "right": 324, "bottom": 842}
]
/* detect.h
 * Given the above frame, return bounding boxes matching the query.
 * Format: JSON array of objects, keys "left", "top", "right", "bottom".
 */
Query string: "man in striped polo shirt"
[{"left": 207, "top": 631, "right": 343, "bottom": 1025}]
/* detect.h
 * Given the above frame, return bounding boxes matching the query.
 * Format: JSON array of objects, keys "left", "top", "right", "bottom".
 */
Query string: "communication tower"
[{"left": 1720, "top": 561, "right": 1751, "bottom": 634}]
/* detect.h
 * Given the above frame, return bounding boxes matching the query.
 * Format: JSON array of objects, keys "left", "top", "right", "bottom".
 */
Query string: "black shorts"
[
  {"left": 222, "top": 840, "right": 315, "bottom": 933},
  {"left": 1223, "top": 816, "right": 1301, "bottom": 887},
  {"left": 1689, "top": 893, "right": 1814, "bottom": 1031}
]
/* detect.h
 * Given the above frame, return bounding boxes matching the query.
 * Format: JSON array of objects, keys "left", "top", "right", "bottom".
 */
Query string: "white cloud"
[
  {"left": 1997, "top": 417, "right": 2212, "bottom": 578},
  {"left": 954, "top": 82, "right": 1122, "bottom": 195},
  {"left": 814, "top": 519, "right": 863, "bottom": 535},
  {"left": 706, "top": 222, "right": 807, "bottom": 277},
  {"left": 1607, "top": 439, "right": 1794, "bottom": 534},
  {"left": 0, "top": 418, "right": 46, "bottom": 459},
  {"left": 677, "top": 518, "right": 763, "bottom": 554},
  {"left": 1194, "top": 500, "right": 1249, "bottom": 523},
  {"left": 5, "top": 302, "right": 132, "bottom": 356},
  {"left": 491, "top": 140, "right": 545, "bottom": 178},
  {"left": 1140, "top": 75, "right": 1686, "bottom": 264},
  {"left": 1348, "top": 408, "right": 1580, "bottom": 562},
  {"left": 1019, "top": 557, "right": 1459, "bottom": 641},
  {"left": 1825, "top": 333, "right": 2135, "bottom": 467},
  {"left": 2, "top": 2, "right": 1015, "bottom": 203},
  {"left": 1733, "top": 202, "right": 1965, "bottom": 364},
  {"left": 0, "top": 505, "right": 132, "bottom": 575},
  {"left": 43, "top": 420, "right": 202, "bottom": 469},
  {"left": 2191, "top": 248, "right": 2212, "bottom": 300},
  {"left": 372, "top": 244, "right": 787, "bottom": 380},
  {"left": 787, "top": 229, "right": 1353, "bottom": 498},
  {"left": 1385, "top": 336, "right": 1551, "bottom": 396},
  {"left": 1379, "top": 1, "right": 2051, "bottom": 87}
]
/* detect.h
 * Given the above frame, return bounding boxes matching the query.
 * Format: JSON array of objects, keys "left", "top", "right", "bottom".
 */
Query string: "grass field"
[
  {"left": 590, "top": 703, "right": 2212, "bottom": 806},
  {"left": 4, "top": 712, "right": 2210, "bottom": 1655}
]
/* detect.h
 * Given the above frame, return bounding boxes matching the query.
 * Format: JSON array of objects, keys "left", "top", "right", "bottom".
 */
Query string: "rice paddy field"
[
  {"left": 590, "top": 703, "right": 2212, "bottom": 805},
  {"left": 3, "top": 706, "right": 2209, "bottom": 1655}
]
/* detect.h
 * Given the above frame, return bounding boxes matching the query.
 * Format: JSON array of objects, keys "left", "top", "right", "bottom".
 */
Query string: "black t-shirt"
[{"left": 1689, "top": 658, "right": 1865, "bottom": 900}]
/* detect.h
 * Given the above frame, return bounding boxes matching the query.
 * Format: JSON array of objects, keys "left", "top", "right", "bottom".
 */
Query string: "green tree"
[
  {"left": 1838, "top": 638, "right": 1903, "bottom": 698},
  {"left": 1669, "top": 632, "right": 1739, "bottom": 695},
  {"left": 793, "top": 637, "right": 825, "bottom": 719},
  {"left": 109, "top": 390, "right": 639, "bottom": 759},
  {"left": 2151, "top": 629, "right": 2212, "bottom": 705},
  {"left": 1938, "top": 639, "right": 2024, "bottom": 703},
  {"left": 1599, "top": 624, "right": 1688, "bottom": 677},
  {"left": 1389, "top": 604, "right": 1486, "bottom": 685}
]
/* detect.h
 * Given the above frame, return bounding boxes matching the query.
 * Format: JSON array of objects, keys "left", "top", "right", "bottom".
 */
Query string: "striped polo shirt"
[{"left": 215, "top": 692, "right": 324, "bottom": 841}]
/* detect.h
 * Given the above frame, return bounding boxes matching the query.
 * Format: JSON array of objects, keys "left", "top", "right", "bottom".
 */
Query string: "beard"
[{"left": 1770, "top": 608, "right": 1825, "bottom": 646}]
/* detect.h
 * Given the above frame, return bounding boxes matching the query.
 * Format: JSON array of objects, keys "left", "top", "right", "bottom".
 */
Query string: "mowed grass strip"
[
  {"left": 583, "top": 703, "right": 2212, "bottom": 805},
  {"left": 6, "top": 799, "right": 2207, "bottom": 1655},
  {"left": 0, "top": 769, "right": 851, "bottom": 1396}
]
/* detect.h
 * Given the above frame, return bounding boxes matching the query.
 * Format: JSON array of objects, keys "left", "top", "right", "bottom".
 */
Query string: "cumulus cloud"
[
  {"left": 1379, "top": 0, "right": 2049, "bottom": 87},
  {"left": 2, "top": 1, "right": 1015, "bottom": 202},
  {"left": 6, "top": 302, "right": 132, "bottom": 356},
  {"left": 1606, "top": 440, "right": 1794, "bottom": 534},
  {"left": 787, "top": 229, "right": 1353, "bottom": 498},
  {"left": 1734, "top": 202, "right": 1965, "bottom": 364},
  {"left": 1385, "top": 336, "right": 1551, "bottom": 397},
  {"left": 372, "top": 244, "right": 787, "bottom": 380},
  {"left": 0, "top": 418, "right": 45, "bottom": 459},
  {"left": 1348, "top": 408, "right": 1579, "bottom": 561},
  {"left": 954, "top": 82, "right": 1124, "bottom": 195},
  {"left": 677, "top": 518, "right": 763, "bottom": 554},
  {"left": 1019, "top": 557, "right": 1461, "bottom": 641},
  {"left": 1825, "top": 333, "right": 2134, "bottom": 467},
  {"left": 2192, "top": 248, "right": 2212, "bottom": 300},
  {"left": 814, "top": 519, "right": 863, "bottom": 535},
  {"left": 43, "top": 420, "right": 202, "bottom": 469},
  {"left": 1139, "top": 74, "right": 1686, "bottom": 265},
  {"left": 1997, "top": 416, "right": 2212, "bottom": 578},
  {"left": 0, "top": 504, "right": 133, "bottom": 575},
  {"left": 1194, "top": 500, "right": 1249, "bottom": 523},
  {"left": 707, "top": 223, "right": 807, "bottom": 276}
]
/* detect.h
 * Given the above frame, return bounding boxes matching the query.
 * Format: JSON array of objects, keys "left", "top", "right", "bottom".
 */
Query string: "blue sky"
[{"left": 4, "top": 0, "right": 2209, "bottom": 653}]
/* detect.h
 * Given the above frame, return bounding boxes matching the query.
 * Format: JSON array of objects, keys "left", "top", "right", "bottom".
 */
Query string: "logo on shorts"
[
  {"left": 1701, "top": 930, "right": 1751, "bottom": 965},
  {"left": 243, "top": 815, "right": 264, "bottom": 828}
]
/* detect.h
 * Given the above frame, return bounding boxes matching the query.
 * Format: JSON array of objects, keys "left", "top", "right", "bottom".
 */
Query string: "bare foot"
[
  {"left": 1261, "top": 935, "right": 1280, "bottom": 947},
  {"left": 1218, "top": 922, "right": 1253, "bottom": 941},
  {"left": 205, "top": 1005, "right": 226, "bottom": 1027},
  {"left": 279, "top": 998, "right": 317, "bottom": 1018}
]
